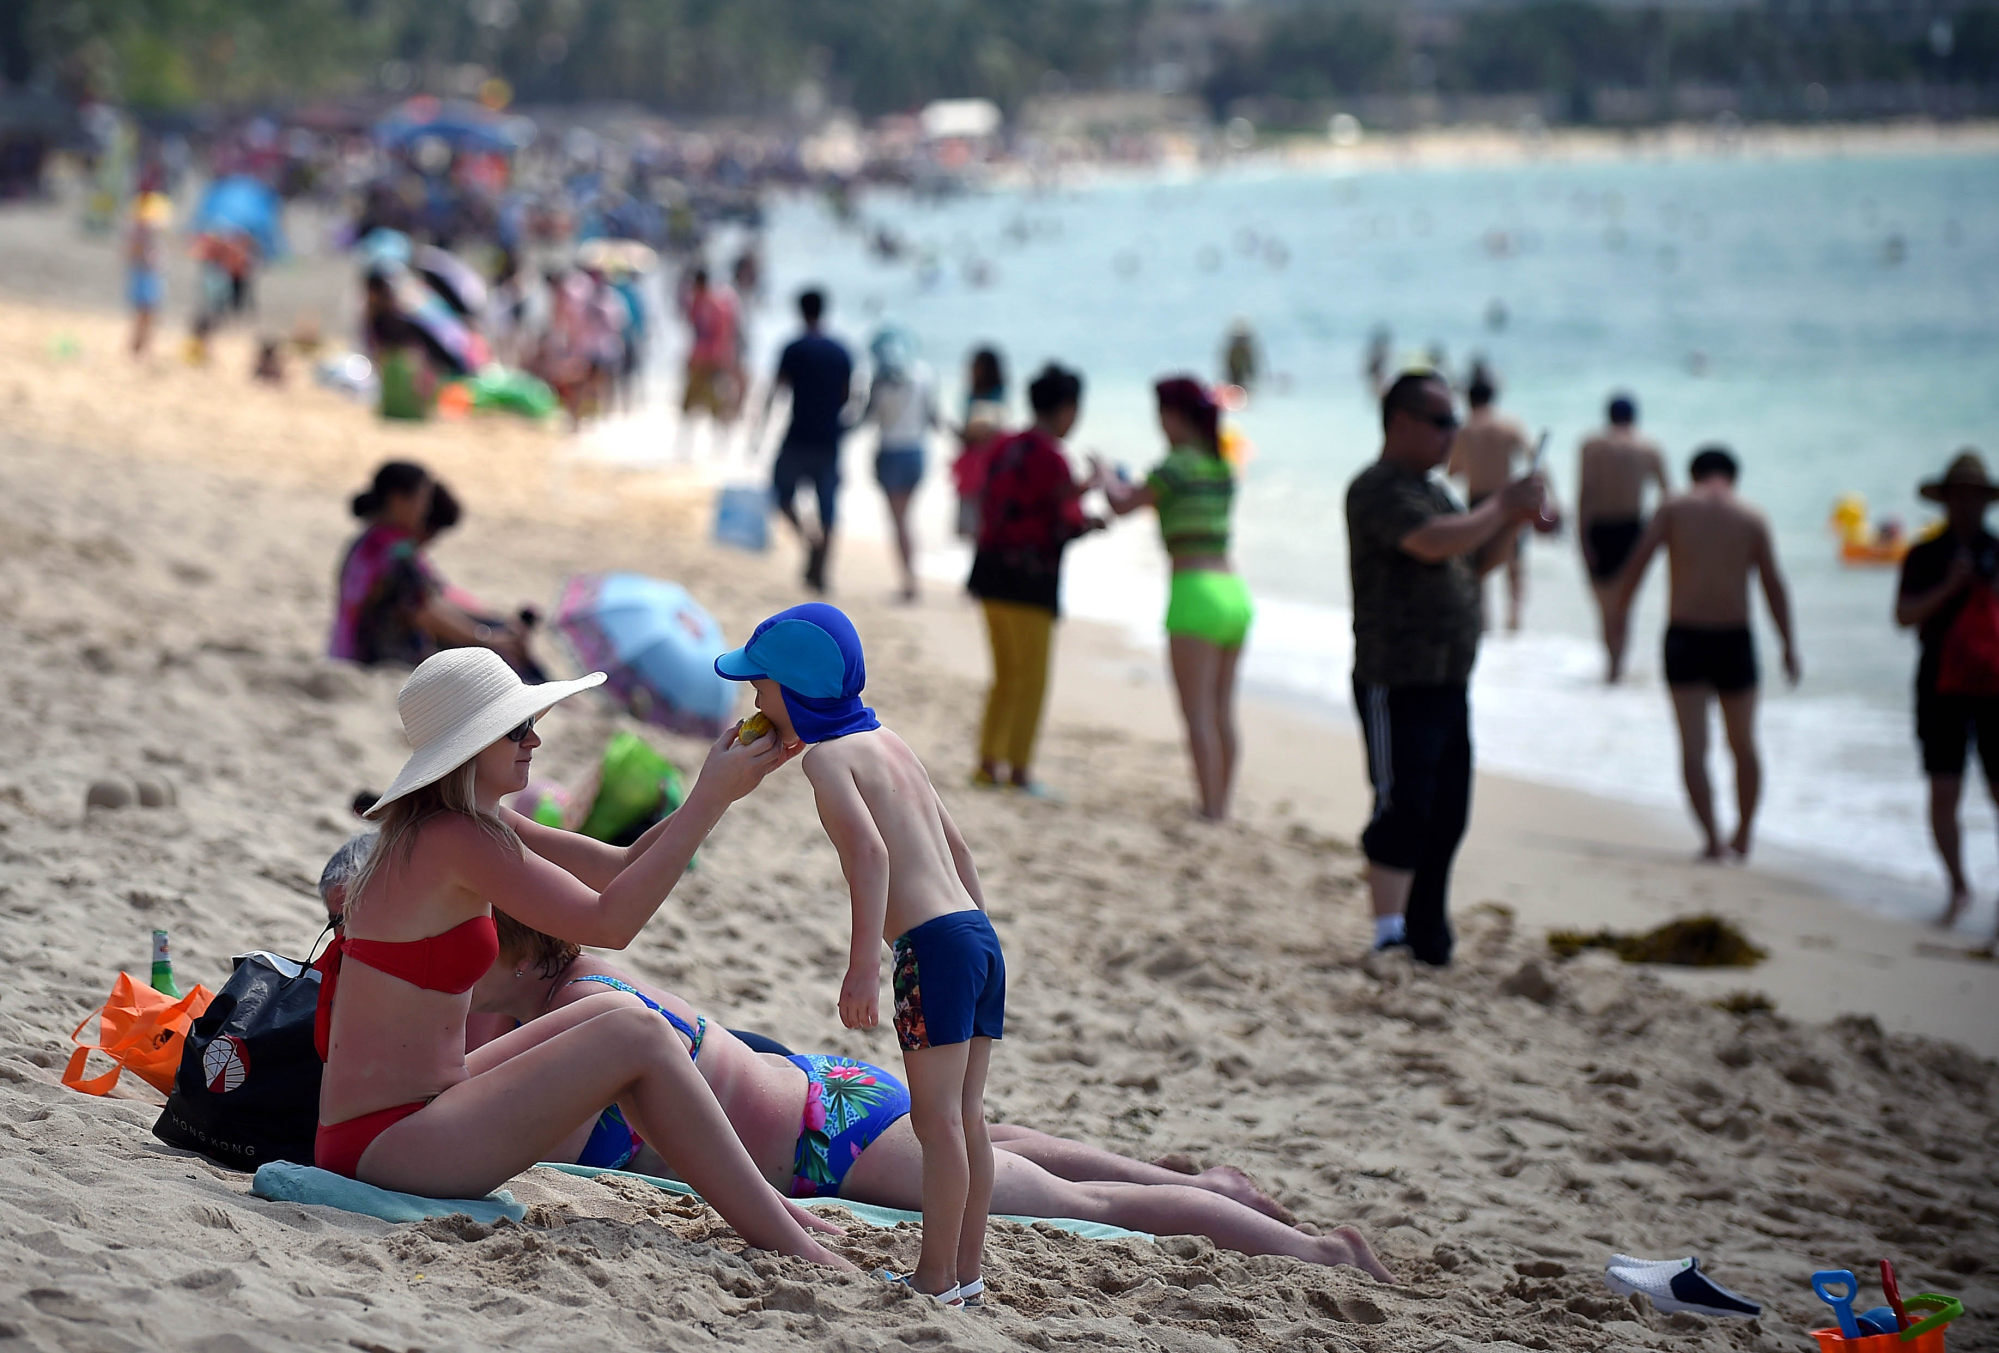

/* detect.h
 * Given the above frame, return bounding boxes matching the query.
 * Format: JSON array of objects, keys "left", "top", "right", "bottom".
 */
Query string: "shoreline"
[{"left": 993, "top": 117, "right": 1999, "bottom": 191}]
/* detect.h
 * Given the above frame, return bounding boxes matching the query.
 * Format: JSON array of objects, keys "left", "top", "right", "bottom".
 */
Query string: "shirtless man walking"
[
  {"left": 1448, "top": 367, "right": 1532, "bottom": 631},
  {"left": 1578, "top": 393, "right": 1669, "bottom": 680},
  {"left": 1612, "top": 446, "right": 1800, "bottom": 860}
]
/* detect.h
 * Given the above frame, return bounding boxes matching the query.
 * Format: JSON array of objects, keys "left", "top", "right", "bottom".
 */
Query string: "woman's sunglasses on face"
[{"left": 505, "top": 715, "right": 538, "bottom": 743}]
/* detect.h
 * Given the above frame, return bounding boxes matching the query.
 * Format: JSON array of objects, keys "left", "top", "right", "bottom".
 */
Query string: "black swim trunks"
[
  {"left": 1586, "top": 517, "right": 1646, "bottom": 582},
  {"left": 1664, "top": 625, "right": 1758, "bottom": 694}
]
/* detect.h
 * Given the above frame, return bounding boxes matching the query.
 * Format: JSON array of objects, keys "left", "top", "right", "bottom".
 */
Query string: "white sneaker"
[
  {"left": 875, "top": 1270, "right": 963, "bottom": 1308},
  {"left": 1604, "top": 1254, "right": 1760, "bottom": 1319}
]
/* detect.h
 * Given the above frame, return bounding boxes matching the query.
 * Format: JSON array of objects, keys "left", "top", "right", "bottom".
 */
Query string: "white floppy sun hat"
[{"left": 366, "top": 648, "right": 606, "bottom": 818}]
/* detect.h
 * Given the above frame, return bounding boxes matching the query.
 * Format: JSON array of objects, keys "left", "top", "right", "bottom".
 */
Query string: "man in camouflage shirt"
[{"left": 1345, "top": 371, "right": 1549, "bottom": 965}]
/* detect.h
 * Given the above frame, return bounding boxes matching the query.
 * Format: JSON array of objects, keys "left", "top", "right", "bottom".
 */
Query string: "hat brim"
[
  {"left": 713, "top": 646, "right": 764, "bottom": 682},
  {"left": 365, "top": 670, "right": 605, "bottom": 819},
  {"left": 1921, "top": 481, "right": 1999, "bottom": 502}
]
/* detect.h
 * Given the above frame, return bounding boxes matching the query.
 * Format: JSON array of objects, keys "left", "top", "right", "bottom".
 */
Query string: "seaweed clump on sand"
[
  {"left": 1712, "top": 989, "right": 1777, "bottom": 1016},
  {"left": 1547, "top": 914, "right": 1767, "bottom": 967}
]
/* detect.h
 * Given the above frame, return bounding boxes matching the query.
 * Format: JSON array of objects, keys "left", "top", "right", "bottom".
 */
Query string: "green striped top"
[{"left": 1147, "top": 445, "right": 1235, "bottom": 559}]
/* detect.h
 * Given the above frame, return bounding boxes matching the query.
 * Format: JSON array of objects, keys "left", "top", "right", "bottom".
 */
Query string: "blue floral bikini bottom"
[{"left": 784, "top": 1054, "right": 912, "bottom": 1199}]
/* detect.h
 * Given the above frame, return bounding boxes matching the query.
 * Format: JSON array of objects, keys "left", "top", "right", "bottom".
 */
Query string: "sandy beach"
[{"left": 1, "top": 232, "right": 1995, "bottom": 1352}]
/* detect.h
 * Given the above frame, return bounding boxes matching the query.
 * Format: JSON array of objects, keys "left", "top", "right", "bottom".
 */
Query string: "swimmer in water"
[
  {"left": 1447, "top": 364, "right": 1532, "bottom": 632},
  {"left": 1577, "top": 393, "right": 1669, "bottom": 682}
]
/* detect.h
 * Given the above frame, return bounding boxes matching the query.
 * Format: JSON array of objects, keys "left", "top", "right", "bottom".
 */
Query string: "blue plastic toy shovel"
[{"left": 1813, "top": 1270, "right": 1863, "bottom": 1340}]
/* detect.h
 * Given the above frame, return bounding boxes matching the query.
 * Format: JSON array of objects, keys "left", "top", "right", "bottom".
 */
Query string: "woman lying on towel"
[
  {"left": 316, "top": 649, "right": 851, "bottom": 1270},
  {"left": 466, "top": 911, "right": 1392, "bottom": 1279}
]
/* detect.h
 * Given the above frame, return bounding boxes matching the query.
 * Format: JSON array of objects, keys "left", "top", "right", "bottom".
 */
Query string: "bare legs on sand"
[
  {"left": 1168, "top": 635, "right": 1243, "bottom": 821},
  {"left": 840, "top": 1116, "right": 1393, "bottom": 1279},
  {"left": 885, "top": 489, "right": 918, "bottom": 601},
  {"left": 349, "top": 991, "right": 849, "bottom": 1268},
  {"left": 1504, "top": 547, "right": 1525, "bottom": 633},
  {"left": 1669, "top": 685, "right": 1760, "bottom": 861},
  {"left": 1927, "top": 773, "right": 1981, "bottom": 928},
  {"left": 986, "top": 1124, "right": 1294, "bottom": 1223},
  {"left": 1595, "top": 582, "right": 1629, "bottom": 682},
  {"left": 899, "top": 1037, "right": 995, "bottom": 1297}
]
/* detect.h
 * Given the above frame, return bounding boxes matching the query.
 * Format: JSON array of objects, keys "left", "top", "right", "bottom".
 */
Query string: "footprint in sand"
[{"left": 1310, "top": 1291, "right": 1389, "bottom": 1324}]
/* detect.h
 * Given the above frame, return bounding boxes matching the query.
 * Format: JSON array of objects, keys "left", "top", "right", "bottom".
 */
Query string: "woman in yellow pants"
[{"left": 965, "top": 364, "right": 1101, "bottom": 794}]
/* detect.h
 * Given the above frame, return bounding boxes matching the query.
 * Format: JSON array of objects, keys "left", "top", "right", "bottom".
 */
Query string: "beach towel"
[
  {"left": 250, "top": 1161, "right": 526, "bottom": 1225},
  {"left": 541, "top": 1163, "right": 1154, "bottom": 1242}
]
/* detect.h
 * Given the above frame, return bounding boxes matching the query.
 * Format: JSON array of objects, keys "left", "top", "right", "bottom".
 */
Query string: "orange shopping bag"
[{"left": 62, "top": 972, "right": 214, "bottom": 1096}]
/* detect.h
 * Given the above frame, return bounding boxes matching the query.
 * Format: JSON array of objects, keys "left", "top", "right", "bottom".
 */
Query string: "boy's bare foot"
[
  {"left": 1192, "top": 1165, "right": 1295, "bottom": 1224},
  {"left": 1321, "top": 1224, "right": 1396, "bottom": 1281},
  {"left": 1697, "top": 841, "right": 1727, "bottom": 863},
  {"left": 1728, "top": 825, "right": 1753, "bottom": 861},
  {"left": 1937, "top": 889, "right": 1971, "bottom": 928}
]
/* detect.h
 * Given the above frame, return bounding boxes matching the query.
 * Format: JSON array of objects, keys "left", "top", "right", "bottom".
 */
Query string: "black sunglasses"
[
  {"left": 1416, "top": 409, "right": 1460, "bottom": 431},
  {"left": 504, "top": 715, "right": 538, "bottom": 743}
]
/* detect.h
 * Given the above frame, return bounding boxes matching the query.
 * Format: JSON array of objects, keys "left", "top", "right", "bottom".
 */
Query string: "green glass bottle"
[{"left": 150, "top": 928, "right": 181, "bottom": 998}]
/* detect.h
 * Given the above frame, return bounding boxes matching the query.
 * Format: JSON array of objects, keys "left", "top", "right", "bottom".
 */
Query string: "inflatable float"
[{"left": 1830, "top": 494, "right": 1917, "bottom": 567}]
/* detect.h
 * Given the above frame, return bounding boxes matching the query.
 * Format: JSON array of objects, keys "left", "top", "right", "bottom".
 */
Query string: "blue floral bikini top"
[{"left": 566, "top": 973, "right": 707, "bottom": 1060}]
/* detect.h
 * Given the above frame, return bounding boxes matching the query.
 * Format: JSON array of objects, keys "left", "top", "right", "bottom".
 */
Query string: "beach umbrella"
[
  {"left": 359, "top": 227, "right": 412, "bottom": 271},
  {"left": 191, "top": 175, "right": 285, "bottom": 258},
  {"left": 554, "top": 574, "right": 737, "bottom": 738},
  {"left": 414, "top": 244, "right": 488, "bottom": 318},
  {"left": 374, "top": 98, "right": 533, "bottom": 154}
]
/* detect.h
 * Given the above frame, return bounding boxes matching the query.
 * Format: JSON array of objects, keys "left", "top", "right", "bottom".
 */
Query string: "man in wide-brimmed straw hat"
[{"left": 1897, "top": 448, "right": 1999, "bottom": 938}]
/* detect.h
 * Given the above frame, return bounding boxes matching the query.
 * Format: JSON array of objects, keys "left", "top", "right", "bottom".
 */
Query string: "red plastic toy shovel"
[{"left": 1881, "top": 1259, "right": 1912, "bottom": 1333}]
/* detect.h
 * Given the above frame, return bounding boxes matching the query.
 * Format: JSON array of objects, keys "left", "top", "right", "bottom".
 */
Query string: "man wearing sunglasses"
[{"left": 1345, "top": 370, "right": 1553, "bottom": 966}]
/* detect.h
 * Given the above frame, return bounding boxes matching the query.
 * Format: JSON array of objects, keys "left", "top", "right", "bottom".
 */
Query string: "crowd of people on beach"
[{"left": 105, "top": 116, "right": 1993, "bottom": 1298}]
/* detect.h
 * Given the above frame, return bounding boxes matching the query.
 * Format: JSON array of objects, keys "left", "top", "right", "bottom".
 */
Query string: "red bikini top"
[{"left": 312, "top": 915, "right": 499, "bottom": 1061}]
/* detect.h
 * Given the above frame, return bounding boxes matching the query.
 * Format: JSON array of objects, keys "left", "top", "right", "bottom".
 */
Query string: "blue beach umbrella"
[
  {"left": 374, "top": 99, "right": 533, "bottom": 155},
  {"left": 554, "top": 574, "right": 737, "bottom": 737},
  {"left": 191, "top": 175, "right": 285, "bottom": 258}
]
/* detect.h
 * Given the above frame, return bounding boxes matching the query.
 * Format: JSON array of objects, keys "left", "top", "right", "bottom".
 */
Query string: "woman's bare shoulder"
[{"left": 405, "top": 812, "right": 523, "bottom": 879}]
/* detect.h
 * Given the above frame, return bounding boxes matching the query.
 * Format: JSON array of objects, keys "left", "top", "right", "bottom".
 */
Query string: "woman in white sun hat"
[{"left": 316, "top": 647, "right": 852, "bottom": 1270}]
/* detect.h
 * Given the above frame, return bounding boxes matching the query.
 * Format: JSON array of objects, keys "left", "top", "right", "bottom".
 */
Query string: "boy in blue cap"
[{"left": 716, "top": 602, "right": 1005, "bottom": 1306}]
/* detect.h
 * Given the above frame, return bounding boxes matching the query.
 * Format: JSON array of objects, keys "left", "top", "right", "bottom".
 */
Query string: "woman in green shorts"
[{"left": 1097, "top": 376, "right": 1254, "bottom": 820}]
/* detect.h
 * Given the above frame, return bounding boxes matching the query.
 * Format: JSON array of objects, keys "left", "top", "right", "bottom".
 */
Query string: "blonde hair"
[{"left": 341, "top": 759, "right": 521, "bottom": 929}]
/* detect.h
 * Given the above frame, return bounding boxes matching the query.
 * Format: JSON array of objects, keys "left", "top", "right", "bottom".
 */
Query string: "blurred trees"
[
  {"left": 1207, "top": 2, "right": 1999, "bottom": 117},
  {"left": 7, "top": 0, "right": 1999, "bottom": 117},
  {"left": 8, "top": 0, "right": 1143, "bottom": 114}
]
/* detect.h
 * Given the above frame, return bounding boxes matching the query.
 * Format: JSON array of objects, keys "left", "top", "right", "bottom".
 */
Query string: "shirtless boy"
[
  {"left": 717, "top": 603, "right": 1004, "bottom": 1307},
  {"left": 1447, "top": 368, "right": 1532, "bottom": 631},
  {"left": 1612, "top": 447, "right": 1800, "bottom": 860},
  {"left": 1578, "top": 393, "right": 1669, "bottom": 680}
]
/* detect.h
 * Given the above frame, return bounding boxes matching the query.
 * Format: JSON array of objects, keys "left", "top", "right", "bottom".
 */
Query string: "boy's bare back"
[
  {"left": 803, "top": 727, "right": 980, "bottom": 944},
  {"left": 1659, "top": 490, "right": 1772, "bottom": 627},
  {"left": 1449, "top": 412, "right": 1528, "bottom": 501},
  {"left": 1579, "top": 429, "right": 1667, "bottom": 522}
]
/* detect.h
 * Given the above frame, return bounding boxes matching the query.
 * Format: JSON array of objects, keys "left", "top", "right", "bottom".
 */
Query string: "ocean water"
[{"left": 680, "top": 149, "right": 1999, "bottom": 925}]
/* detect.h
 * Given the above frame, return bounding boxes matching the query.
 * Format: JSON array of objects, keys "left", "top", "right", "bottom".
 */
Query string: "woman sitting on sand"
[
  {"left": 1094, "top": 377, "right": 1253, "bottom": 822},
  {"left": 330, "top": 462, "right": 537, "bottom": 676},
  {"left": 316, "top": 647, "right": 851, "bottom": 1270},
  {"left": 460, "top": 909, "right": 1390, "bottom": 1279}
]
